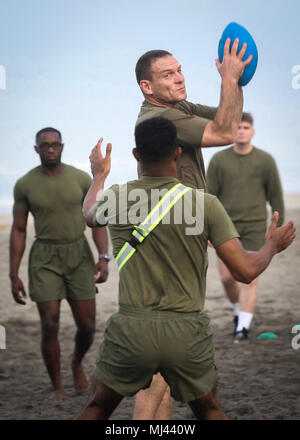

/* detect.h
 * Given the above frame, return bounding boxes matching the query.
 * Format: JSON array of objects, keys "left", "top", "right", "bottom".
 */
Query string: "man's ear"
[
  {"left": 34, "top": 146, "right": 39, "bottom": 154},
  {"left": 174, "top": 146, "right": 182, "bottom": 162},
  {"left": 132, "top": 147, "right": 140, "bottom": 161},
  {"left": 139, "top": 80, "right": 153, "bottom": 96}
]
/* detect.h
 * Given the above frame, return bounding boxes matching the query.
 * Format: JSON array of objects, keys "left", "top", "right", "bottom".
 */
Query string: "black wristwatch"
[{"left": 98, "top": 253, "right": 111, "bottom": 262}]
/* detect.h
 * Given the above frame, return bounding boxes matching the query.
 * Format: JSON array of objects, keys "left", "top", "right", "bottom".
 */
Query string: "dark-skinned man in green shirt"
[
  {"left": 75, "top": 117, "right": 295, "bottom": 420},
  {"left": 207, "top": 112, "right": 285, "bottom": 341},
  {"left": 9, "top": 127, "right": 110, "bottom": 402}
]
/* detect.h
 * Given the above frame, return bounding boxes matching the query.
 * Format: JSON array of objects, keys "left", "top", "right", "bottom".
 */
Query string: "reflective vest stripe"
[
  {"left": 115, "top": 183, "right": 191, "bottom": 270},
  {"left": 116, "top": 242, "right": 136, "bottom": 271}
]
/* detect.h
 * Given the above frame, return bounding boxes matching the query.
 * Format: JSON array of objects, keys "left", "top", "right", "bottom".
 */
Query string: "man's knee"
[
  {"left": 77, "top": 319, "right": 95, "bottom": 338},
  {"left": 41, "top": 317, "right": 59, "bottom": 340}
]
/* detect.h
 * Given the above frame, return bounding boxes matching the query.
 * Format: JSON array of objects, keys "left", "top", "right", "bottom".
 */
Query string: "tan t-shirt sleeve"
[
  {"left": 13, "top": 180, "right": 29, "bottom": 212},
  {"left": 184, "top": 102, "right": 218, "bottom": 120},
  {"left": 206, "top": 195, "right": 239, "bottom": 248},
  {"left": 163, "top": 108, "right": 210, "bottom": 148}
]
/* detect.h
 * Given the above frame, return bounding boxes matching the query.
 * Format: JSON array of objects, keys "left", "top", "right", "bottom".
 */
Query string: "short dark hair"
[
  {"left": 135, "top": 50, "right": 172, "bottom": 84},
  {"left": 135, "top": 117, "right": 177, "bottom": 163},
  {"left": 35, "top": 127, "right": 62, "bottom": 144},
  {"left": 241, "top": 112, "right": 254, "bottom": 125}
]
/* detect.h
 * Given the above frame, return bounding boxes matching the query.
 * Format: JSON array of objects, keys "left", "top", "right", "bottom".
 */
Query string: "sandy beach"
[{"left": 0, "top": 194, "right": 299, "bottom": 420}]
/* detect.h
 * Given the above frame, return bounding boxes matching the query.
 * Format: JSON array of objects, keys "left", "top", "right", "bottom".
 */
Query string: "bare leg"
[
  {"left": 67, "top": 298, "right": 96, "bottom": 390},
  {"left": 218, "top": 258, "right": 240, "bottom": 304},
  {"left": 188, "top": 371, "right": 228, "bottom": 420},
  {"left": 37, "top": 300, "right": 65, "bottom": 401},
  {"left": 153, "top": 384, "right": 174, "bottom": 420},
  {"left": 75, "top": 377, "right": 123, "bottom": 420},
  {"left": 133, "top": 373, "right": 174, "bottom": 420},
  {"left": 238, "top": 277, "right": 258, "bottom": 314}
]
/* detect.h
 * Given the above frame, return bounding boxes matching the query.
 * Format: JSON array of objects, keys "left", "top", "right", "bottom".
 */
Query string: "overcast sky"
[{"left": 1, "top": 0, "right": 299, "bottom": 212}]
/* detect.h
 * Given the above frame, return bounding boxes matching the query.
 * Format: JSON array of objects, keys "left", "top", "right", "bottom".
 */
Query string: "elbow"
[
  {"left": 221, "top": 123, "right": 238, "bottom": 145},
  {"left": 223, "top": 133, "right": 235, "bottom": 145},
  {"left": 82, "top": 207, "right": 94, "bottom": 228},
  {"left": 232, "top": 269, "right": 253, "bottom": 284},
  {"left": 225, "top": 125, "right": 238, "bottom": 144},
  {"left": 215, "top": 129, "right": 235, "bottom": 146}
]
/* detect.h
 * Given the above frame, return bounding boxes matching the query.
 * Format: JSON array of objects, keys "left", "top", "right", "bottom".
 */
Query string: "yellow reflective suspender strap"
[{"left": 115, "top": 183, "right": 191, "bottom": 271}]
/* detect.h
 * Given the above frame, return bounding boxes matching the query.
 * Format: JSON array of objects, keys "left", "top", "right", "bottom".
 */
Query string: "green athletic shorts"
[
  {"left": 28, "top": 235, "right": 96, "bottom": 302},
  {"left": 95, "top": 305, "right": 216, "bottom": 403},
  {"left": 234, "top": 221, "right": 266, "bottom": 251}
]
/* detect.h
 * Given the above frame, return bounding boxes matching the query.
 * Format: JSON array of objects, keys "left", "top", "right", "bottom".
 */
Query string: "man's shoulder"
[
  {"left": 136, "top": 101, "right": 171, "bottom": 123},
  {"left": 15, "top": 166, "right": 41, "bottom": 185},
  {"left": 136, "top": 100, "right": 193, "bottom": 125},
  {"left": 64, "top": 164, "right": 92, "bottom": 181},
  {"left": 253, "top": 146, "right": 274, "bottom": 160},
  {"left": 210, "top": 146, "right": 234, "bottom": 162}
]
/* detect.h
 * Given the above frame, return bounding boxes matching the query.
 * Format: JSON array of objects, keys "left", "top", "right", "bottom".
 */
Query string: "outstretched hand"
[
  {"left": 266, "top": 211, "right": 296, "bottom": 254},
  {"left": 89, "top": 138, "right": 112, "bottom": 179},
  {"left": 216, "top": 38, "right": 253, "bottom": 83}
]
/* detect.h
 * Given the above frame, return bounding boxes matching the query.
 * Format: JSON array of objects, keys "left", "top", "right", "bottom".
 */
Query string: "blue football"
[{"left": 218, "top": 22, "right": 258, "bottom": 86}]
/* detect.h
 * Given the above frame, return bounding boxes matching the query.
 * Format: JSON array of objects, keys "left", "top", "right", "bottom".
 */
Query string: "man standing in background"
[
  {"left": 207, "top": 113, "right": 284, "bottom": 341},
  {"left": 9, "top": 127, "right": 110, "bottom": 401}
]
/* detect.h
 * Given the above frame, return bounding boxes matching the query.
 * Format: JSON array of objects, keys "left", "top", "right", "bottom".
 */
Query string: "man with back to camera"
[
  {"left": 74, "top": 117, "right": 295, "bottom": 420},
  {"left": 133, "top": 38, "right": 253, "bottom": 418},
  {"left": 206, "top": 112, "right": 285, "bottom": 341},
  {"left": 9, "top": 127, "right": 110, "bottom": 402}
]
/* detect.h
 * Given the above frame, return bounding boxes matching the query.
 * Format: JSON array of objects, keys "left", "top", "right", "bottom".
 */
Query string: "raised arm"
[
  {"left": 201, "top": 38, "right": 252, "bottom": 147},
  {"left": 216, "top": 212, "right": 295, "bottom": 283},
  {"left": 83, "top": 138, "right": 112, "bottom": 227},
  {"left": 9, "top": 210, "right": 28, "bottom": 304}
]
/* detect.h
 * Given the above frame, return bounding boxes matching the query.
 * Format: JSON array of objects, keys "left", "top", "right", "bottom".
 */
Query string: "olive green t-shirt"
[
  {"left": 206, "top": 147, "right": 285, "bottom": 226},
  {"left": 136, "top": 100, "right": 217, "bottom": 190},
  {"left": 93, "top": 176, "right": 238, "bottom": 312},
  {"left": 13, "top": 164, "right": 92, "bottom": 241}
]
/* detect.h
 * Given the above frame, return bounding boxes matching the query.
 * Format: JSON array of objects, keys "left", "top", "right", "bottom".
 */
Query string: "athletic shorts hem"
[
  {"left": 168, "top": 366, "right": 216, "bottom": 403},
  {"left": 95, "top": 363, "right": 152, "bottom": 397},
  {"left": 29, "top": 291, "right": 96, "bottom": 303}
]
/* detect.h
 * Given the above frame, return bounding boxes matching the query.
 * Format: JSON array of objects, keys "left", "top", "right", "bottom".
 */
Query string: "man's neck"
[
  {"left": 233, "top": 143, "right": 253, "bottom": 155},
  {"left": 139, "top": 163, "right": 177, "bottom": 178},
  {"left": 145, "top": 96, "right": 179, "bottom": 109},
  {"left": 40, "top": 163, "right": 64, "bottom": 176}
]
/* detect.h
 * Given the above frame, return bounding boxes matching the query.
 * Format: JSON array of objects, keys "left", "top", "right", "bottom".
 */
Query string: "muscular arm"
[
  {"left": 9, "top": 210, "right": 28, "bottom": 304},
  {"left": 216, "top": 212, "right": 295, "bottom": 283},
  {"left": 83, "top": 174, "right": 106, "bottom": 227},
  {"left": 92, "top": 227, "right": 108, "bottom": 255},
  {"left": 201, "top": 38, "right": 251, "bottom": 147},
  {"left": 202, "top": 80, "right": 243, "bottom": 146},
  {"left": 91, "top": 226, "right": 109, "bottom": 284}
]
